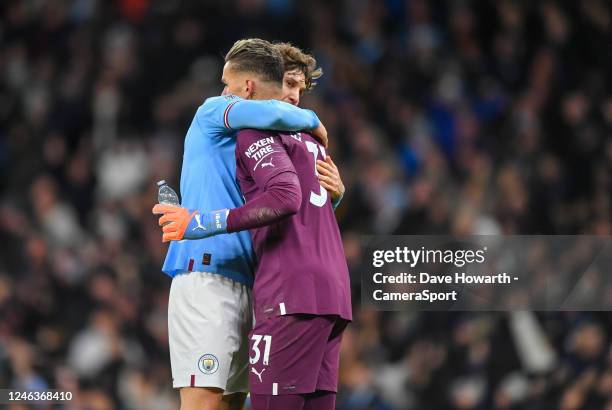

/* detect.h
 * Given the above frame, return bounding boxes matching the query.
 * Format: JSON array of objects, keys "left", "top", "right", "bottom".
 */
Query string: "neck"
[{"left": 253, "top": 83, "right": 281, "bottom": 100}]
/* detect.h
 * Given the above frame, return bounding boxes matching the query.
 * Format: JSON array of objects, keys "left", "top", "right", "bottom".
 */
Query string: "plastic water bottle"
[{"left": 157, "top": 180, "right": 180, "bottom": 205}]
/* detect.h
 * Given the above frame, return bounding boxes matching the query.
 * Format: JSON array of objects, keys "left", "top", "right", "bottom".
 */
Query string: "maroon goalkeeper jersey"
[{"left": 234, "top": 129, "right": 352, "bottom": 322}]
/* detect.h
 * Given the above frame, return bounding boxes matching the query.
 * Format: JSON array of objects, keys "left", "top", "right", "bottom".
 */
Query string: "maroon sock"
[
  {"left": 250, "top": 393, "right": 305, "bottom": 410},
  {"left": 303, "top": 390, "right": 336, "bottom": 410}
]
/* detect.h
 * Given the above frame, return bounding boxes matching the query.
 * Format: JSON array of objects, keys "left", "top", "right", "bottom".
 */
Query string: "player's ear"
[{"left": 245, "top": 79, "right": 255, "bottom": 99}]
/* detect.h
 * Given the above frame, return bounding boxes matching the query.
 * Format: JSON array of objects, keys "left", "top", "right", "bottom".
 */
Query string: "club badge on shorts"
[{"left": 198, "top": 354, "right": 219, "bottom": 374}]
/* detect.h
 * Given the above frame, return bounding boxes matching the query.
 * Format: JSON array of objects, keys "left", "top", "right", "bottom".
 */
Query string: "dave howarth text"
[{"left": 373, "top": 272, "right": 513, "bottom": 284}]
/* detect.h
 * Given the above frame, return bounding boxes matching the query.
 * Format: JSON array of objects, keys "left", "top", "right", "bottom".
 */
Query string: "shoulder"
[
  {"left": 277, "top": 131, "right": 311, "bottom": 145},
  {"left": 300, "top": 131, "right": 325, "bottom": 147},
  {"left": 199, "top": 95, "right": 243, "bottom": 115},
  {"left": 236, "top": 128, "right": 276, "bottom": 139},
  {"left": 202, "top": 94, "right": 242, "bottom": 107},
  {"left": 235, "top": 129, "right": 283, "bottom": 155},
  {"left": 195, "top": 95, "right": 244, "bottom": 130},
  {"left": 299, "top": 131, "right": 314, "bottom": 140}
]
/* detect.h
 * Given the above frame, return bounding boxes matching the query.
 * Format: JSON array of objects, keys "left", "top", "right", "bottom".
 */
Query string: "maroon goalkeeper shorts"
[{"left": 248, "top": 314, "right": 348, "bottom": 396}]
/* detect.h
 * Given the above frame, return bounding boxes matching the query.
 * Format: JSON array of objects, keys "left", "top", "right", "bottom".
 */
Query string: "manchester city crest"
[{"left": 198, "top": 354, "right": 219, "bottom": 374}]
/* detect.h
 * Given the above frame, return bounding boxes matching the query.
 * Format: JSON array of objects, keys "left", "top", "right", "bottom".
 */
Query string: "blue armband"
[
  {"left": 332, "top": 193, "right": 343, "bottom": 210},
  {"left": 184, "top": 209, "right": 229, "bottom": 239}
]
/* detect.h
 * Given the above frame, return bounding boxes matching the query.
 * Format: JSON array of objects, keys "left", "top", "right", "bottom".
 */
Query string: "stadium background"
[{"left": 0, "top": 0, "right": 611, "bottom": 409}]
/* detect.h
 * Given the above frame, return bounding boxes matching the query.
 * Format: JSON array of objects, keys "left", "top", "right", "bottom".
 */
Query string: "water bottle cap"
[{"left": 156, "top": 180, "right": 167, "bottom": 187}]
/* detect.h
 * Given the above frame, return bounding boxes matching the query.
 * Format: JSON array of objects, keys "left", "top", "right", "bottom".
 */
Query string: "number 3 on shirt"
[{"left": 305, "top": 140, "right": 328, "bottom": 207}]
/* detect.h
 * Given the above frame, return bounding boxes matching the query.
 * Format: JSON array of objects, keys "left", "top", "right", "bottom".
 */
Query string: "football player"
[
  {"left": 155, "top": 42, "right": 351, "bottom": 410},
  {"left": 153, "top": 39, "right": 328, "bottom": 410}
]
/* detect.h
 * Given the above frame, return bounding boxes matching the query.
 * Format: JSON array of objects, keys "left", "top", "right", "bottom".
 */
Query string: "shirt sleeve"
[
  {"left": 226, "top": 129, "right": 302, "bottom": 232},
  {"left": 226, "top": 172, "right": 301, "bottom": 232},
  {"left": 198, "top": 95, "right": 320, "bottom": 132}
]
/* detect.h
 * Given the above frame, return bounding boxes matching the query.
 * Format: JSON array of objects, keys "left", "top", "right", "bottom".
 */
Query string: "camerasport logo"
[{"left": 198, "top": 354, "right": 219, "bottom": 374}]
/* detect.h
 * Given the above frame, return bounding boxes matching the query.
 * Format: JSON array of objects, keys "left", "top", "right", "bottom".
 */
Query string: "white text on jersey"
[{"left": 245, "top": 137, "right": 275, "bottom": 161}]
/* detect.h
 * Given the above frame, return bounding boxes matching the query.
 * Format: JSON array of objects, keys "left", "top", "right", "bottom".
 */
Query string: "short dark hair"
[
  {"left": 224, "top": 39, "right": 285, "bottom": 84},
  {"left": 275, "top": 42, "right": 323, "bottom": 91}
]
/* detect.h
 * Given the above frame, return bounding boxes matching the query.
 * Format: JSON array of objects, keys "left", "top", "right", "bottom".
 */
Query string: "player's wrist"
[
  {"left": 332, "top": 192, "right": 343, "bottom": 210},
  {"left": 184, "top": 209, "right": 229, "bottom": 239}
]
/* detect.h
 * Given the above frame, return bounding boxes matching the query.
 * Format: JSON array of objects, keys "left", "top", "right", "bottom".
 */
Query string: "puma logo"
[
  {"left": 251, "top": 367, "right": 266, "bottom": 383},
  {"left": 261, "top": 158, "right": 274, "bottom": 168},
  {"left": 192, "top": 214, "right": 206, "bottom": 231}
]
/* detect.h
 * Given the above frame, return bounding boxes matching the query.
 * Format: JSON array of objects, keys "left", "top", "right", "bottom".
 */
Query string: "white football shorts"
[{"left": 168, "top": 271, "right": 252, "bottom": 393}]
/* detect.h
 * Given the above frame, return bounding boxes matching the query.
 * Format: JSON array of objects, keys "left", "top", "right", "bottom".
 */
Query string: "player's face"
[
  {"left": 281, "top": 69, "right": 306, "bottom": 106},
  {"left": 221, "top": 62, "right": 283, "bottom": 100},
  {"left": 221, "top": 62, "right": 252, "bottom": 99}
]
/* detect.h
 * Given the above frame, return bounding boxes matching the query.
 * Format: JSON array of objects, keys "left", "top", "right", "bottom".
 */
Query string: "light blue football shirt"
[{"left": 162, "top": 95, "right": 320, "bottom": 285}]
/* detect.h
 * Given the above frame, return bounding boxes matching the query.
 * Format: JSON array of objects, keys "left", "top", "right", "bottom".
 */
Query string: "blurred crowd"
[{"left": 0, "top": 0, "right": 611, "bottom": 409}]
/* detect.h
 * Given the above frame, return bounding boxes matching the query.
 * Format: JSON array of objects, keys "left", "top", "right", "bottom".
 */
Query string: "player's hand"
[
  {"left": 152, "top": 204, "right": 196, "bottom": 242},
  {"left": 317, "top": 156, "right": 345, "bottom": 202},
  {"left": 311, "top": 123, "right": 328, "bottom": 148},
  {"left": 152, "top": 204, "right": 229, "bottom": 242}
]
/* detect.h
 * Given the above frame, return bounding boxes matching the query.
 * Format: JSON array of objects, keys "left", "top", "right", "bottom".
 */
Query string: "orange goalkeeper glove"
[{"left": 152, "top": 204, "right": 229, "bottom": 242}]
